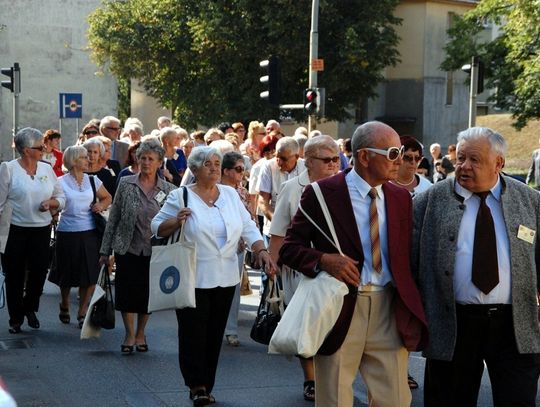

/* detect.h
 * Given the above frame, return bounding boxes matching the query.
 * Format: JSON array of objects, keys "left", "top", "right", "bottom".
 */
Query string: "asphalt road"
[{"left": 0, "top": 270, "right": 531, "bottom": 406}]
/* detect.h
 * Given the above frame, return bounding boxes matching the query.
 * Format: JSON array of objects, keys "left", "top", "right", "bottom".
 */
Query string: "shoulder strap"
[
  {"left": 298, "top": 182, "right": 344, "bottom": 256},
  {"left": 89, "top": 175, "right": 97, "bottom": 204},
  {"left": 169, "top": 186, "right": 188, "bottom": 245}
]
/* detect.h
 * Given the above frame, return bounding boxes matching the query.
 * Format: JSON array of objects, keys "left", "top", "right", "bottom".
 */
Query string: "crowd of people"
[{"left": 0, "top": 115, "right": 538, "bottom": 407}]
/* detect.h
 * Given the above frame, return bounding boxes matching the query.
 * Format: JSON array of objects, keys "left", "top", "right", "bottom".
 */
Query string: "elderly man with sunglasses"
[
  {"left": 280, "top": 121, "right": 427, "bottom": 407},
  {"left": 256, "top": 137, "right": 305, "bottom": 244},
  {"left": 100, "top": 115, "right": 129, "bottom": 169}
]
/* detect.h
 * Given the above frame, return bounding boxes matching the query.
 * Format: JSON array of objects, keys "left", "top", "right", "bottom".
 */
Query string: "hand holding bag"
[
  {"left": 148, "top": 187, "right": 197, "bottom": 312},
  {"left": 90, "top": 265, "right": 115, "bottom": 329},
  {"left": 250, "top": 276, "right": 284, "bottom": 345},
  {"left": 268, "top": 181, "right": 349, "bottom": 358},
  {"left": 89, "top": 175, "right": 107, "bottom": 236}
]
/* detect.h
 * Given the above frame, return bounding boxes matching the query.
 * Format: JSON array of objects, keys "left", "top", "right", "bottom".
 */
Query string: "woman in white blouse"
[
  {"left": 151, "top": 146, "right": 276, "bottom": 406},
  {"left": 0, "top": 128, "right": 66, "bottom": 334},
  {"left": 48, "top": 146, "right": 111, "bottom": 328}
]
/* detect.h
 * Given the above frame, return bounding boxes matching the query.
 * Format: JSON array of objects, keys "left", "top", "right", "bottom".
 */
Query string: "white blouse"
[
  {"left": 151, "top": 184, "right": 262, "bottom": 289},
  {"left": 57, "top": 174, "right": 103, "bottom": 232},
  {"left": 0, "top": 160, "right": 65, "bottom": 227}
]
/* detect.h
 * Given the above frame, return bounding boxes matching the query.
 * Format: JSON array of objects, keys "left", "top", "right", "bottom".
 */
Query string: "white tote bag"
[
  {"left": 269, "top": 182, "right": 348, "bottom": 358},
  {"left": 148, "top": 223, "right": 197, "bottom": 312}
]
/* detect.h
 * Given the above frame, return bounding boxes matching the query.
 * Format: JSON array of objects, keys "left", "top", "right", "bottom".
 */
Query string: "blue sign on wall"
[{"left": 59, "top": 93, "right": 82, "bottom": 118}]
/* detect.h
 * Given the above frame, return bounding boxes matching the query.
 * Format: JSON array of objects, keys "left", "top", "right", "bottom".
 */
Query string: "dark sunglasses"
[
  {"left": 277, "top": 155, "right": 297, "bottom": 162},
  {"left": 106, "top": 126, "right": 121, "bottom": 131},
  {"left": 402, "top": 154, "right": 422, "bottom": 163},
  {"left": 228, "top": 166, "right": 245, "bottom": 173},
  {"left": 29, "top": 145, "right": 46, "bottom": 152},
  {"left": 313, "top": 156, "right": 340, "bottom": 164},
  {"left": 84, "top": 130, "right": 99, "bottom": 136}
]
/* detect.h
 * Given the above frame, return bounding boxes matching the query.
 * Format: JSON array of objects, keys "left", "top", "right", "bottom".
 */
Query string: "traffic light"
[
  {"left": 461, "top": 57, "right": 484, "bottom": 94},
  {"left": 304, "top": 88, "right": 319, "bottom": 115},
  {"left": 259, "top": 56, "right": 281, "bottom": 106},
  {"left": 1, "top": 67, "right": 14, "bottom": 92},
  {"left": 1, "top": 63, "right": 20, "bottom": 93}
]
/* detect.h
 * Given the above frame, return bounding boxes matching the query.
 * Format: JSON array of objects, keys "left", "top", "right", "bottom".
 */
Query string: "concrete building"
[
  {"left": 0, "top": 0, "right": 117, "bottom": 160},
  {"left": 367, "top": 0, "right": 478, "bottom": 148}
]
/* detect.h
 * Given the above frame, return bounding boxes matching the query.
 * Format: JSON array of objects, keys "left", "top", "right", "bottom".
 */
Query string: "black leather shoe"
[
  {"left": 26, "top": 311, "right": 40, "bottom": 329},
  {"left": 8, "top": 324, "right": 21, "bottom": 334}
]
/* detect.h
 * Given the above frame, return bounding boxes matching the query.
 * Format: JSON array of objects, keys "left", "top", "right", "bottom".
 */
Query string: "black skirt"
[
  {"left": 114, "top": 252, "right": 151, "bottom": 314},
  {"left": 48, "top": 230, "right": 101, "bottom": 288}
]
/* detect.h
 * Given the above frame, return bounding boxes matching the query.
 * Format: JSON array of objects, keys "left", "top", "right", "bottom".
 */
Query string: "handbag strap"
[
  {"left": 168, "top": 186, "right": 189, "bottom": 245},
  {"left": 298, "top": 182, "right": 344, "bottom": 256},
  {"left": 89, "top": 175, "right": 97, "bottom": 205}
]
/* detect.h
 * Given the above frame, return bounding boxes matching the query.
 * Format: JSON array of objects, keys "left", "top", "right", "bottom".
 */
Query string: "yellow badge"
[{"left": 517, "top": 225, "right": 536, "bottom": 244}]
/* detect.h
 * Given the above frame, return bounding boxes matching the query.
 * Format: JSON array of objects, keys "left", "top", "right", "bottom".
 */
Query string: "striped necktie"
[{"left": 368, "top": 188, "right": 382, "bottom": 273}]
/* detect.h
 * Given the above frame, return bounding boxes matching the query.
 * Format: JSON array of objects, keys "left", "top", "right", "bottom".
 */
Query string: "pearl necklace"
[{"left": 394, "top": 175, "right": 416, "bottom": 187}]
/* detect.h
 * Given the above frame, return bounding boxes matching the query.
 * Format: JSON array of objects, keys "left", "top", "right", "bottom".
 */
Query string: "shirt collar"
[
  {"left": 454, "top": 175, "right": 502, "bottom": 202},
  {"left": 346, "top": 168, "right": 383, "bottom": 199}
]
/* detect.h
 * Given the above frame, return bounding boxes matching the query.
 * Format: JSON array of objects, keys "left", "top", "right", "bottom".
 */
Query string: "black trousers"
[
  {"left": 1, "top": 224, "right": 51, "bottom": 326},
  {"left": 424, "top": 304, "right": 540, "bottom": 407},
  {"left": 175, "top": 286, "right": 235, "bottom": 393}
]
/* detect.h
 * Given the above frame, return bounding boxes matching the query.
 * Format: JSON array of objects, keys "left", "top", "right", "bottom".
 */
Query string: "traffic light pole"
[
  {"left": 308, "top": 0, "right": 319, "bottom": 132},
  {"left": 468, "top": 56, "right": 478, "bottom": 128}
]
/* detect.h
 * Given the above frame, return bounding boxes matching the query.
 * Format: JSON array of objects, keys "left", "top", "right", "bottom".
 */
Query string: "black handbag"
[
  {"left": 89, "top": 175, "right": 107, "bottom": 236},
  {"left": 90, "top": 267, "right": 115, "bottom": 329},
  {"left": 250, "top": 277, "right": 283, "bottom": 345}
]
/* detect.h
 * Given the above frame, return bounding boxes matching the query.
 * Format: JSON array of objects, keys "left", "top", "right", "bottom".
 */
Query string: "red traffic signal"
[{"left": 304, "top": 88, "right": 319, "bottom": 115}]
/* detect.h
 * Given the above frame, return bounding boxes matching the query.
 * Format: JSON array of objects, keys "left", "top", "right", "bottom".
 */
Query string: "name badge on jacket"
[{"left": 517, "top": 225, "right": 536, "bottom": 244}]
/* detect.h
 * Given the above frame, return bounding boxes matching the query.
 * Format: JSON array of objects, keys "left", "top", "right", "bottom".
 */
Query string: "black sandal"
[
  {"left": 190, "top": 389, "right": 211, "bottom": 406},
  {"left": 121, "top": 344, "right": 134, "bottom": 355},
  {"left": 8, "top": 324, "right": 21, "bottom": 334},
  {"left": 59, "top": 304, "right": 70, "bottom": 324},
  {"left": 303, "top": 380, "right": 315, "bottom": 402},
  {"left": 408, "top": 374, "right": 419, "bottom": 390}
]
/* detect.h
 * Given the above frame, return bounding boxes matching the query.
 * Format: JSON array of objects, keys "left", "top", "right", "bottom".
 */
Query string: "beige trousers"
[{"left": 314, "top": 288, "right": 410, "bottom": 407}]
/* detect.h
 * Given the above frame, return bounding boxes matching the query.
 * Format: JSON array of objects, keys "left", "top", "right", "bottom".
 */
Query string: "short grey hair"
[
  {"left": 136, "top": 136, "right": 165, "bottom": 161},
  {"left": 293, "top": 134, "right": 308, "bottom": 150},
  {"left": 457, "top": 126, "right": 507, "bottom": 157},
  {"left": 209, "top": 139, "right": 234, "bottom": 154},
  {"left": 83, "top": 138, "right": 105, "bottom": 157},
  {"left": 350, "top": 121, "right": 388, "bottom": 164},
  {"left": 276, "top": 137, "right": 299, "bottom": 154},
  {"left": 63, "top": 145, "right": 87, "bottom": 170},
  {"left": 304, "top": 134, "right": 339, "bottom": 158},
  {"left": 14, "top": 127, "right": 42, "bottom": 155},
  {"left": 159, "top": 126, "right": 178, "bottom": 142},
  {"left": 99, "top": 115, "right": 120, "bottom": 132},
  {"left": 188, "top": 146, "right": 222, "bottom": 173}
]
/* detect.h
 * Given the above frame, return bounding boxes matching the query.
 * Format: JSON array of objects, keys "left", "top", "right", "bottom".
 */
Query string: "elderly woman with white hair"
[
  {"left": 160, "top": 127, "right": 184, "bottom": 186},
  {"left": 0, "top": 127, "right": 65, "bottom": 334},
  {"left": 48, "top": 146, "right": 112, "bottom": 328},
  {"left": 268, "top": 134, "right": 340, "bottom": 401},
  {"left": 83, "top": 138, "right": 118, "bottom": 198},
  {"left": 152, "top": 146, "right": 276, "bottom": 406}
]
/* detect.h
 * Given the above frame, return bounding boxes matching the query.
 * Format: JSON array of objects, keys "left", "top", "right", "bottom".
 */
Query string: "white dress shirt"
[
  {"left": 345, "top": 170, "right": 393, "bottom": 287},
  {"left": 0, "top": 160, "right": 65, "bottom": 227},
  {"left": 454, "top": 178, "right": 511, "bottom": 304},
  {"left": 151, "top": 184, "right": 262, "bottom": 289}
]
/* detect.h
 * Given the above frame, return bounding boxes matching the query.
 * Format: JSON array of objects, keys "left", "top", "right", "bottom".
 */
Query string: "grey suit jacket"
[
  {"left": 112, "top": 140, "right": 129, "bottom": 169},
  {"left": 412, "top": 175, "right": 540, "bottom": 361}
]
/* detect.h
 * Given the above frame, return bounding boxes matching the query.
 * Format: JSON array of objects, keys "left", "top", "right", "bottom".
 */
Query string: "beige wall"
[{"left": 130, "top": 80, "right": 172, "bottom": 135}]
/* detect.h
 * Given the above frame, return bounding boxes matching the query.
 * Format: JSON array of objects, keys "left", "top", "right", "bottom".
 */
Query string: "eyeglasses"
[
  {"left": 227, "top": 166, "right": 245, "bottom": 173},
  {"left": 277, "top": 154, "right": 297, "bottom": 162},
  {"left": 360, "top": 145, "right": 405, "bottom": 161},
  {"left": 313, "top": 156, "right": 340, "bottom": 164},
  {"left": 402, "top": 154, "right": 422, "bottom": 163},
  {"left": 106, "top": 126, "right": 121, "bottom": 131},
  {"left": 29, "top": 145, "right": 46, "bottom": 152},
  {"left": 84, "top": 130, "right": 98, "bottom": 136}
]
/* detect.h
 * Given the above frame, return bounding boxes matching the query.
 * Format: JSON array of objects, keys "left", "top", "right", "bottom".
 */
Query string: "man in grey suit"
[
  {"left": 413, "top": 127, "right": 540, "bottom": 406},
  {"left": 100, "top": 115, "right": 129, "bottom": 169}
]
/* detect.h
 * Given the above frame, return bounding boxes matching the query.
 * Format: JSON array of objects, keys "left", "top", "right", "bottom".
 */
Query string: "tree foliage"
[
  {"left": 87, "top": 0, "right": 401, "bottom": 127},
  {"left": 441, "top": 0, "right": 540, "bottom": 129}
]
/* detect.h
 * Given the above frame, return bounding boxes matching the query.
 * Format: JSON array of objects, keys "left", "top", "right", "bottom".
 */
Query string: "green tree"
[
  {"left": 88, "top": 0, "right": 401, "bottom": 128},
  {"left": 441, "top": 0, "right": 540, "bottom": 129}
]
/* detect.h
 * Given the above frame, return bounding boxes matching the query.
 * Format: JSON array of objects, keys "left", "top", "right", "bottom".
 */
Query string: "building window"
[{"left": 446, "top": 71, "right": 453, "bottom": 106}]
